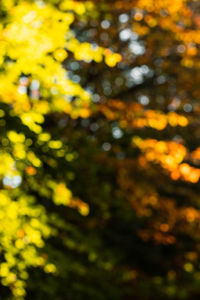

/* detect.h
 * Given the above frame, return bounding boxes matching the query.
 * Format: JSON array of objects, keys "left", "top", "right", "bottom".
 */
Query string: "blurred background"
[{"left": 1, "top": 0, "right": 200, "bottom": 299}]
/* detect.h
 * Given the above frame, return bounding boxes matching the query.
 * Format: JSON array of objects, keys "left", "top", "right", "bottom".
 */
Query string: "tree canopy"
[{"left": 1, "top": 0, "right": 200, "bottom": 299}]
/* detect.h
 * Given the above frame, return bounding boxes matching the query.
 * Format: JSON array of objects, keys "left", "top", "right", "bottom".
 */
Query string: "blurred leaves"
[{"left": 1, "top": 0, "right": 200, "bottom": 300}]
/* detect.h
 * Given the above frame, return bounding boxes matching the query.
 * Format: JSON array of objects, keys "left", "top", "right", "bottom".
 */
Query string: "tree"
[
  {"left": 1, "top": 0, "right": 200, "bottom": 299},
  {"left": 0, "top": 1, "right": 122, "bottom": 298}
]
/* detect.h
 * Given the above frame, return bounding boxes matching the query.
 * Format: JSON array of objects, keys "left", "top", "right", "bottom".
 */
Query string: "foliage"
[
  {"left": 1, "top": 0, "right": 200, "bottom": 299},
  {"left": 0, "top": 0, "right": 121, "bottom": 298}
]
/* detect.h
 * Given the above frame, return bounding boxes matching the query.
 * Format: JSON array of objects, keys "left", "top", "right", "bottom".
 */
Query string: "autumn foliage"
[{"left": 1, "top": 0, "right": 200, "bottom": 299}]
